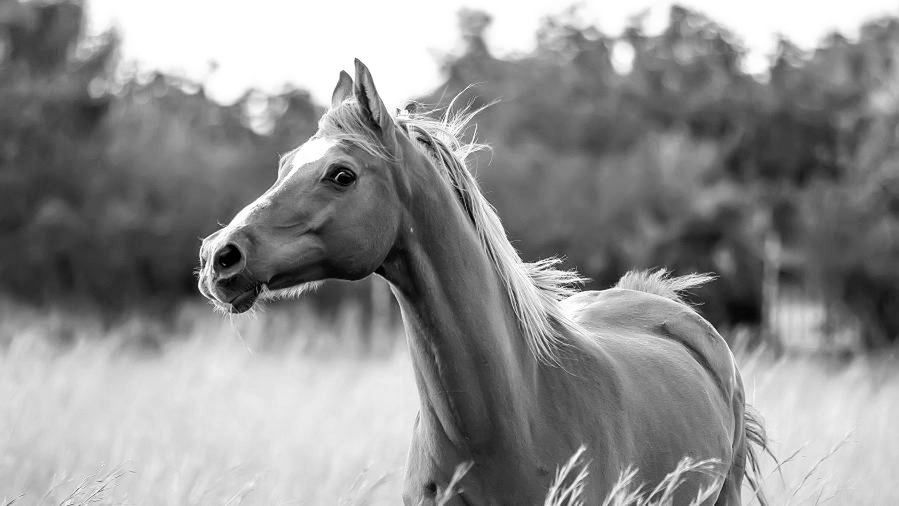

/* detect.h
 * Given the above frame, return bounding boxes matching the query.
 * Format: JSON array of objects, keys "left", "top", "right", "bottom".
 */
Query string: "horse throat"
[{"left": 379, "top": 180, "right": 540, "bottom": 454}]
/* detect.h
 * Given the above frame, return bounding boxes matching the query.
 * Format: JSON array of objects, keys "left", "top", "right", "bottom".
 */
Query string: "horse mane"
[
  {"left": 616, "top": 268, "right": 715, "bottom": 305},
  {"left": 317, "top": 97, "right": 586, "bottom": 365}
]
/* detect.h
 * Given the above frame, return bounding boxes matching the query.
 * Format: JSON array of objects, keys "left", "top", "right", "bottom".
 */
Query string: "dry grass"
[
  {"left": 541, "top": 446, "right": 724, "bottom": 506},
  {"left": 0, "top": 301, "right": 896, "bottom": 505},
  {"left": 545, "top": 446, "right": 590, "bottom": 506}
]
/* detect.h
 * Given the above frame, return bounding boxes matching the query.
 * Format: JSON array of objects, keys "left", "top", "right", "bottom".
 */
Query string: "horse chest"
[{"left": 401, "top": 415, "right": 554, "bottom": 505}]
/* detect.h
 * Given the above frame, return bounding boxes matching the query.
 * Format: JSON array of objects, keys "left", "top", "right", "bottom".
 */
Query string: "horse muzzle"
[{"left": 199, "top": 235, "right": 263, "bottom": 313}]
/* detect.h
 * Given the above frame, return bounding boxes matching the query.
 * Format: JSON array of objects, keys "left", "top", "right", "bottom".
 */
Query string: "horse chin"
[
  {"left": 211, "top": 281, "right": 323, "bottom": 314},
  {"left": 228, "top": 285, "right": 262, "bottom": 314},
  {"left": 257, "top": 281, "right": 324, "bottom": 303}
]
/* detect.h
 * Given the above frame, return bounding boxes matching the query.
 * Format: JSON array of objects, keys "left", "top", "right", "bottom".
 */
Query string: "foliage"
[
  {"left": 432, "top": 5, "right": 899, "bottom": 343},
  {"left": 0, "top": 0, "right": 897, "bottom": 343},
  {"left": 0, "top": 0, "right": 323, "bottom": 311}
]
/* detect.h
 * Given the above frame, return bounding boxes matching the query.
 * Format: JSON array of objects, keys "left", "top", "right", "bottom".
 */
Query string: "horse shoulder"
[{"left": 564, "top": 288, "right": 738, "bottom": 402}]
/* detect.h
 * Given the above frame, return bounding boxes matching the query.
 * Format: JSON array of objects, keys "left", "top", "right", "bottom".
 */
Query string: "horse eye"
[{"left": 326, "top": 167, "right": 356, "bottom": 187}]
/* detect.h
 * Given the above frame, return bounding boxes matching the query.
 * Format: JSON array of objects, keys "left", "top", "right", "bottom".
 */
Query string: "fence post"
[{"left": 761, "top": 228, "right": 785, "bottom": 356}]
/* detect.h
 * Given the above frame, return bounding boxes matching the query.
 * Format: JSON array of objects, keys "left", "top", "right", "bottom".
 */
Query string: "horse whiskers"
[{"left": 257, "top": 281, "right": 324, "bottom": 303}]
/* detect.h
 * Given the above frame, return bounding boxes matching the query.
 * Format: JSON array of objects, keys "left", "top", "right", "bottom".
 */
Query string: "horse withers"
[{"left": 197, "top": 59, "right": 769, "bottom": 505}]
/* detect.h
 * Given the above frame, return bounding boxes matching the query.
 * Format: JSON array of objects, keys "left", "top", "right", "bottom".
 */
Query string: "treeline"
[
  {"left": 0, "top": 0, "right": 323, "bottom": 310},
  {"left": 0, "top": 1, "right": 897, "bottom": 345},
  {"left": 431, "top": 8, "right": 899, "bottom": 347}
]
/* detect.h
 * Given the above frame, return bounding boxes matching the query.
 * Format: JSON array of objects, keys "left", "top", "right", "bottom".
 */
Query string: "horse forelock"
[{"left": 317, "top": 97, "right": 586, "bottom": 365}]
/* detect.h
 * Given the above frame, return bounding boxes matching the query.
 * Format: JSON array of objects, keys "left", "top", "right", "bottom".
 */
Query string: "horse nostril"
[{"left": 214, "top": 243, "right": 243, "bottom": 273}]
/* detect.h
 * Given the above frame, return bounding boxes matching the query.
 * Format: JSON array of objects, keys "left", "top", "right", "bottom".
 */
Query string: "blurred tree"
[
  {"left": 0, "top": 0, "right": 115, "bottom": 303},
  {"left": 0, "top": 0, "right": 326, "bottom": 311},
  {"left": 428, "top": 6, "right": 767, "bottom": 333},
  {"left": 1, "top": 1, "right": 897, "bottom": 346}
]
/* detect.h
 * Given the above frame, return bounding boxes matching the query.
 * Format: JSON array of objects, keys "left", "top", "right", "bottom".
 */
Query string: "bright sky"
[{"left": 88, "top": 0, "right": 899, "bottom": 107}]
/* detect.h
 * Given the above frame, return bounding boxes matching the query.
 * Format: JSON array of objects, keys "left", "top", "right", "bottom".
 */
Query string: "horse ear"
[
  {"left": 353, "top": 58, "right": 394, "bottom": 134},
  {"left": 331, "top": 70, "right": 353, "bottom": 109}
]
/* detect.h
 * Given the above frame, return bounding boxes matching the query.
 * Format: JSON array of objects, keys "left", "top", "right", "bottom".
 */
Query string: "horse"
[{"left": 197, "top": 59, "right": 769, "bottom": 505}]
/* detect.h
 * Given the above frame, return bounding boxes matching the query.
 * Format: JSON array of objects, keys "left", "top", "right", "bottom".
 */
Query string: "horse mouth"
[{"left": 228, "top": 285, "right": 261, "bottom": 314}]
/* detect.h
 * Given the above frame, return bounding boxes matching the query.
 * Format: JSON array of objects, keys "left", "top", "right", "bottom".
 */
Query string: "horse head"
[{"left": 198, "top": 59, "right": 416, "bottom": 313}]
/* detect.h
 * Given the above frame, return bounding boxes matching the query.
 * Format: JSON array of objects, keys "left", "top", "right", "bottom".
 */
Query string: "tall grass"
[
  {"left": 0, "top": 301, "right": 896, "bottom": 504},
  {"left": 541, "top": 448, "right": 724, "bottom": 506}
]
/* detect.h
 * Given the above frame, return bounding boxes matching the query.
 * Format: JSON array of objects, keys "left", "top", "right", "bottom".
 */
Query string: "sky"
[{"left": 87, "top": 0, "right": 899, "bottom": 107}]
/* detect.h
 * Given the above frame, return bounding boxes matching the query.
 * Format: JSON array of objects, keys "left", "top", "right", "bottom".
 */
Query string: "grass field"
[{"left": 1, "top": 301, "right": 897, "bottom": 505}]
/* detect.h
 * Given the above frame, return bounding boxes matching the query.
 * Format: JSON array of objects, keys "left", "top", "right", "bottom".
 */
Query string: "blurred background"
[
  {"left": 1, "top": 0, "right": 898, "bottom": 504},
  {"left": 3, "top": 0, "right": 899, "bottom": 352}
]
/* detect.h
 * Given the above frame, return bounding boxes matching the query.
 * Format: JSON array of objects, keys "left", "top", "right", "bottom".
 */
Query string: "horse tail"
[{"left": 743, "top": 405, "right": 773, "bottom": 506}]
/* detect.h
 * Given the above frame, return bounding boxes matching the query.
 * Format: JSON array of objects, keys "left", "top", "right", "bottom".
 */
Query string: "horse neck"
[{"left": 380, "top": 163, "right": 541, "bottom": 451}]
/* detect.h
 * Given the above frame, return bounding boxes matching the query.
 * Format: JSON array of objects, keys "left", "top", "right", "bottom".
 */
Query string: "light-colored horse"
[{"left": 198, "top": 60, "right": 768, "bottom": 505}]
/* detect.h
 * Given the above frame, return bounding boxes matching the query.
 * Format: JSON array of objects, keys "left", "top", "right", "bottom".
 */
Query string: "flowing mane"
[{"left": 315, "top": 98, "right": 586, "bottom": 364}]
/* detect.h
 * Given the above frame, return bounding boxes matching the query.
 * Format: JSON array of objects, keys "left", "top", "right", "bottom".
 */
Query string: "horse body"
[
  {"left": 197, "top": 59, "right": 766, "bottom": 505},
  {"left": 385, "top": 158, "right": 742, "bottom": 504},
  {"left": 399, "top": 288, "right": 745, "bottom": 505}
]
